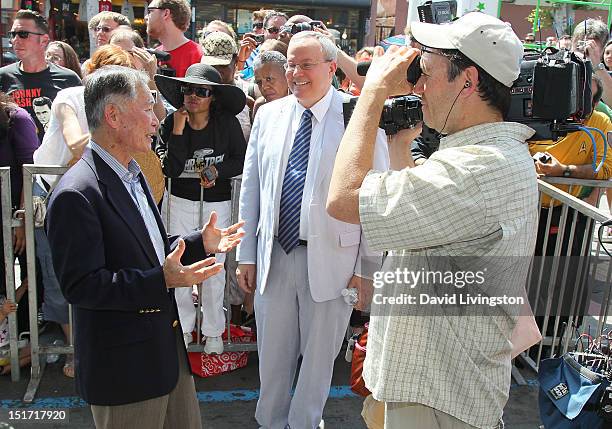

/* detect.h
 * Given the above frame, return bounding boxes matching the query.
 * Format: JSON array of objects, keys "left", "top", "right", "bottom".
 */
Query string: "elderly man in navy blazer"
[{"left": 46, "top": 66, "right": 244, "bottom": 429}]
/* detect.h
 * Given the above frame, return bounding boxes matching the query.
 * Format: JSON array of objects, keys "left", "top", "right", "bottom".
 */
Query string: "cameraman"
[{"left": 327, "top": 13, "right": 538, "bottom": 429}]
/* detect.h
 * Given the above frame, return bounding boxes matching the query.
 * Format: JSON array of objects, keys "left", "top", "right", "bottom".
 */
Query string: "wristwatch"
[
  {"left": 563, "top": 165, "right": 572, "bottom": 177},
  {"left": 597, "top": 62, "right": 606, "bottom": 71}
]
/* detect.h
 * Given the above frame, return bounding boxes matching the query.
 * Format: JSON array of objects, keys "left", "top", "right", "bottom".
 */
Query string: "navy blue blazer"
[{"left": 46, "top": 147, "right": 207, "bottom": 406}]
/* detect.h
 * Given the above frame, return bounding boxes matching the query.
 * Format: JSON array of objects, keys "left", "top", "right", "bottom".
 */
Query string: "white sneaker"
[
  {"left": 183, "top": 332, "right": 193, "bottom": 348},
  {"left": 203, "top": 335, "right": 223, "bottom": 355}
]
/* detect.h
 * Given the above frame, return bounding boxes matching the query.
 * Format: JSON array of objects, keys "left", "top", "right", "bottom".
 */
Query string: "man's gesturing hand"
[
  {"left": 202, "top": 211, "right": 245, "bottom": 254},
  {"left": 236, "top": 264, "right": 256, "bottom": 293},
  {"left": 164, "top": 239, "right": 223, "bottom": 288},
  {"left": 362, "top": 45, "right": 420, "bottom": 98}
]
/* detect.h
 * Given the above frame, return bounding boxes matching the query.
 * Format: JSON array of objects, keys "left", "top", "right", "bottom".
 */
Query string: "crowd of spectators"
[{"left": 0, "top": 4, "right": 611, "bottom": 428}]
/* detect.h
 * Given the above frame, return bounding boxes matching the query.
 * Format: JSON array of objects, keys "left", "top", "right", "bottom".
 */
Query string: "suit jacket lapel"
[
  {"left": 86, "top": 149, "right": 161, "bottom": 267},
  {"left": 313, "top": 90, "right": 345, "bottom": 192}
]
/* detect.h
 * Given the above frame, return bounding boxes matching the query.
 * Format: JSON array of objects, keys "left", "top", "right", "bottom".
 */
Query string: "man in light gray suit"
[{"left": 236, "top": 31, "right": 389, "bottom": 429}]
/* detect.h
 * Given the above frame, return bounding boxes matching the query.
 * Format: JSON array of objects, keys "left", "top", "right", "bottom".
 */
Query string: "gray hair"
[
  {"left": 253, "top": 51, "right": 287, "bottom": 72},
  {"left": 84, "top": 66, "right": 149, "bottom": 131},
  {"left": 290, "top": 31, "right": 337, "bottom": 62},
  {"left": 572, "top": 19, "right": 609, "bottom": 49},
  {"left": 263, "top": 11, "right": 288, "bottom": 28}
]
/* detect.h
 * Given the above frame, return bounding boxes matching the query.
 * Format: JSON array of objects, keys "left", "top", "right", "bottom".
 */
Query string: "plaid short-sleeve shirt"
[{"left": 359, "top": 122, "right": 539, "bottom": 428}]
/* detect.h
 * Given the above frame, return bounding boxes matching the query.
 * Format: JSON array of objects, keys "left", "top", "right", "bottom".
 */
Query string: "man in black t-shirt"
[
  {"left": 0, "top": 10, "right": 80, "bottom": 142},
  {"left": 0, "top": 10, "right": 81, "bottom": 379}
]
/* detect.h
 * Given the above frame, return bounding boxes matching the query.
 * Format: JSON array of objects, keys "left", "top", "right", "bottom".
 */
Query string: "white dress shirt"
[{"left": 274, "top": 86, "right": 335, "bottom": 240}]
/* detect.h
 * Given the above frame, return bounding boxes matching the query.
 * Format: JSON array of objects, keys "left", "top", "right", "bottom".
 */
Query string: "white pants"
[
  {"left": 161, "top": 193, "right": 230, "bottom": 337},
  {"left": 255, "top": 240, "right": 353, "bottom": 429}
]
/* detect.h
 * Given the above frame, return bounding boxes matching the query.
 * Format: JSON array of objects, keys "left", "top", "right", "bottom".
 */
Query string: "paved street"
[{"left": 0, "top": 323, "right": 541, "bottom": 429}]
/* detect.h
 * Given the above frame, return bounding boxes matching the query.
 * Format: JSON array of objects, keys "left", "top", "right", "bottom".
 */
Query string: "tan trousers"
[
  {"left": 91, "top": 330, "right": 201, "bottom": 429},
  {"left": 384, "top": 402, "right": 482, "bottom": 429}
]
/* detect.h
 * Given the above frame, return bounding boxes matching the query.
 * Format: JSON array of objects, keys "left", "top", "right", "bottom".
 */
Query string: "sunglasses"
[
  {"left": 252, "top": 22, "right": 263, "bottom": 29},
  {"left": 180, "top": 85, "right": 213, "bottom": 98},
  {"left": 9, "top": 30, "right": 45, "bottom": 39},
  {"left": 94, "top": 25, "right": 114, "bottom": 33},
  {"left": 266, "top": 26, "right": 281, "bottom": 34}
]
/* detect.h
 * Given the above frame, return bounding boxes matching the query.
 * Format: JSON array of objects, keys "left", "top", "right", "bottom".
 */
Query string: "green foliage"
[{"left": 527, "top": 7, "right": 554, "bottom": 30}]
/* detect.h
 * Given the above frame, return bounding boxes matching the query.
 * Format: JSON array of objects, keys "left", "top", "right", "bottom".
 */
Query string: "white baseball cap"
[{"left": 411, "top": 12, "right": 523, "bottom": 87}]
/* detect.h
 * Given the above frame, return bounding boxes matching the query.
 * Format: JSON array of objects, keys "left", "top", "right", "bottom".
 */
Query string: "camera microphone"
[{"left": 356, "top": 57, "right": 423, "bottom": 85}]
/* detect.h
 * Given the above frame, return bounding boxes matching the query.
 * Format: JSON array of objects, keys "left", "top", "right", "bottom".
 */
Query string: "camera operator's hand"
[
  {"left": 238, "top": 34, "right": 258, "bottom": 63},
  {"left": 314, "top": 26, "right": 334, "bottom": 43},
  {"left": 131, "top": 47, "right": 157, "bottom": 80},
  {"left": 362, "top": 45, "right": 420, "bottom": 98},
  {"left": 388, "top": 124, "right": 422, "bottom": 169},
  {"left": 389, "top": 123, "right": 423, "bottom": 146},
  {"left": 584, "top": 39, "right": 603, "bottom": 66},
  {"left": 535, "top": 152, "right": 565, "bottom": 177}
]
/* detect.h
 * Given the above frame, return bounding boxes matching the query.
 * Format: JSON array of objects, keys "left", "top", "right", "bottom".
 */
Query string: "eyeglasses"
[
  {"left": 9, "top": 30, "right": 45, "bottom": 40},
  {"left": 420, "top": 46, "right": 466, "bottom": 63},
  {"left": 252, "top": 22, "right": 263, "bottom": 29},
  {"left": 94, "top": 25, "right": 114, "bottom": 33},
  {"left": 266, "top": 26, "right": 281, "bottom": 34},
  {"left": 146, "top": 6, "right": 165, "bottom": 15},
  {"left": 150, "top": 90, "right": 158, "bottom": 103},
  {"left": 284, "top": 61, "right": 331, "bottom": 72},
  {"left": 180, "top": 85, "right": 213, "bottom": 98}
]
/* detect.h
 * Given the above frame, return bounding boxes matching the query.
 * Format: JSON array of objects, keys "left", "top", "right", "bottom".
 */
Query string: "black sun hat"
[{"left": 154, "top": 63, "right": 246, "bottom": 115}]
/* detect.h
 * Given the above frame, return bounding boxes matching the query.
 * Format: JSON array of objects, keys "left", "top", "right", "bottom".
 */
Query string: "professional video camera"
[
  {"left": 507, "top": 48, "right": 592, "bottom": 140},
  {"left": 417, "top": 0, "right": 456, "bottom": 24},
  {"left": 280, "top": 20, "right": 323, "bottom": 35}
]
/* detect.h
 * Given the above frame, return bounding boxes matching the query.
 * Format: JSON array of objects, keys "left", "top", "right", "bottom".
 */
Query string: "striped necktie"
[{"left": 278, "top": 109, "right": 313, "bottom": 254}]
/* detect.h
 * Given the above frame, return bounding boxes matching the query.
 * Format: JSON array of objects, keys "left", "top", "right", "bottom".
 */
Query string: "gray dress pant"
[{"left": 255, "top": 240, "right": 353, "bottom": 429}]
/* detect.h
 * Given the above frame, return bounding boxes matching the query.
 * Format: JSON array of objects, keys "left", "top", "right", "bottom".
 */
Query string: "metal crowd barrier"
[
  {"left": 165, "top": 174, "right": 254, "bottom": 353},
  {"left": 18, "top": 166, "right": 252, "bottom": 402},
  {"left": 516, "top": 177, "right": 612, "bottom": 379},
  {"left": 0, "top": 167, "right": 21, "bottom": 383},
  {"left": 22, "top": 165, "right": 70, "bottom": 402}
]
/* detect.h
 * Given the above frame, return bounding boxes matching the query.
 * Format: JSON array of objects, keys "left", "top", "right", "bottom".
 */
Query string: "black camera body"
[
  {"left": 343, "top": 94, "right": 423, "bottom": 135},
  {"left": 280, "top": 21, "right": 323, "bottom": 35},
  {"left": 417, "top": 1, "right": 457, "bottom": 24},
  {"left": 146, "top": 48, "right": 171, "bottom": 62},
  {"left": 507, "top": 48, "right": 592, "bottom": 140}
]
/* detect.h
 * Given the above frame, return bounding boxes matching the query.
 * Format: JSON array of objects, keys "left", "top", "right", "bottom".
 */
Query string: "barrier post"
[
  {"left": 0, "top": 167, "right": 20, "bottom": 382},
  {"left": 22, "top": 165, "right": 70, "bottom": 403}
]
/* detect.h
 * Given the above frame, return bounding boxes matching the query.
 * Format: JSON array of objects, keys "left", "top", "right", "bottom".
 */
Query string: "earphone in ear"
[{"left": 464, "top": 81, "right": 471, "bottom": 88}]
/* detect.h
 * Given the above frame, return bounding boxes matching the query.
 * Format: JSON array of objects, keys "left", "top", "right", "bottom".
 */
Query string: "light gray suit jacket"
[{"left": 237, "top": 89, "right": 389, "bottom": 302}]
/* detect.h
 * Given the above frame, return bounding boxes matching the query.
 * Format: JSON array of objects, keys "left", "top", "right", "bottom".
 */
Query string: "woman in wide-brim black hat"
[
  {"left": 154, "top": 62, "right": 246, "bottom": 115},
  {"left": 154, "top": 63, "right": 247, "bottom": 354}
]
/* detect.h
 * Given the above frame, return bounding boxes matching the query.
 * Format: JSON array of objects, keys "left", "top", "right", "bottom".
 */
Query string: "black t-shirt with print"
[
  {"left": 156, "top": 110, "right": 246, "bottom": 202},
  {"left": 0, "top": 62, "right": 81, "bottom": 142}
]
